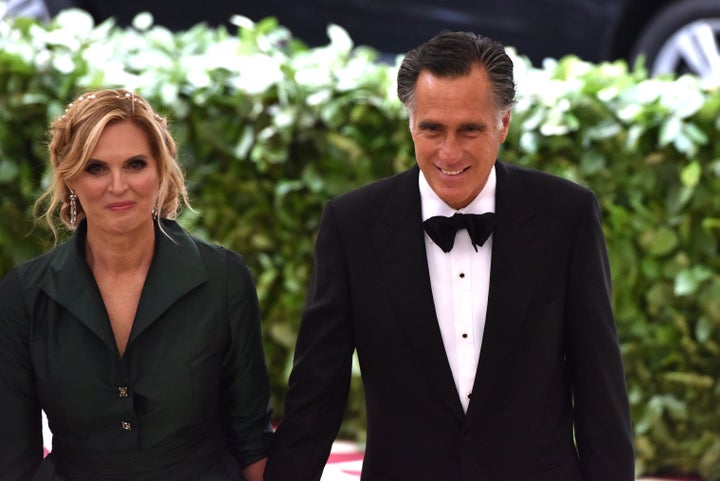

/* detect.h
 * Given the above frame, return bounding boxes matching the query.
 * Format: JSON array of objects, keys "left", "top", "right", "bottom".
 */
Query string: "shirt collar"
[{"left": 419, "top": 164, "right": 497, "bottom": 221}]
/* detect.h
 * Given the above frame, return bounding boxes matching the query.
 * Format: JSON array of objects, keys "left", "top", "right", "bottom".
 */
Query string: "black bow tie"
[{"left": 423, "top": 212, "right": 496, "bottom": 253}]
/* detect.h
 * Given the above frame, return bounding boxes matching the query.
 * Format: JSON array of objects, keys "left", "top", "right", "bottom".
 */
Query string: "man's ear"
[{"left": 499, "top": 110, "right": 511, "bottom": 142}]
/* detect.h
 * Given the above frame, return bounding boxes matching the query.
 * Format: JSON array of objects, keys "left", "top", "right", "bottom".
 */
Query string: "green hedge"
[{"left": 1, "top": 10, "right": 719, "bottom": 479}]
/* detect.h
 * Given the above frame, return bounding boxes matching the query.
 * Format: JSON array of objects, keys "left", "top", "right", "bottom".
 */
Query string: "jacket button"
[
  {"left": 118, "top": 386, "right": 129, "bottom": 398},
  {"left": 121, "top": 421, "right": 133, "bottom": 431}
]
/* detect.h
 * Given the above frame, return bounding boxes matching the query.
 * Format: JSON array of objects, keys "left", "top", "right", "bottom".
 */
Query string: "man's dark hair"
[{"left": 397, "top": 31, "right": 516, "bottom": 116}]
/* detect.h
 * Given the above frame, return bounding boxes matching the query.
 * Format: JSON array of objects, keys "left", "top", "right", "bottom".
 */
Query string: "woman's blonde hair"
[{"left": 35, "top": 88, "right": 192, "bottom": 240}]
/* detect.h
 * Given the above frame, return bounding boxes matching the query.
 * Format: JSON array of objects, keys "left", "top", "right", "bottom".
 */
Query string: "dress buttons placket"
[{"left": 114, "top": 360, "right": 138, "bottom": 442}]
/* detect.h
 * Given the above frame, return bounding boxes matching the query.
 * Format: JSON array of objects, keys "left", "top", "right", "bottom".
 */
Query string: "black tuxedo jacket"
[{"left": 266, "top": 161, "right": 634, "bottom": 481}]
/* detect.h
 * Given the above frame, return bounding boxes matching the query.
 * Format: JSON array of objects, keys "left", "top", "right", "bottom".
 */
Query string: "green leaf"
[
  {"left": 695, "top": 316, "right": 713, "bottom": 343},
  {"left": 680, "top": 160, "right": 701, "bottom": 187},
  {"left": 674, "top": 266, "right": 713, "bottom": 296},
  {"left": 641, "top": 227, "right": 678, "bottom": 256},
  {"left": 659, "top": 116, "right": 682, "bottom": 147},
  {"left": 0, "top": 161, "right": 19, "bottom": 183}
]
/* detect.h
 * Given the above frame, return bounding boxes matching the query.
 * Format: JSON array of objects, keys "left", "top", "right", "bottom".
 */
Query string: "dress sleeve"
[
  {"left": 220, "top": 251, "right": 273, "bottom": 468},
  {"left": 0, "top": 268, "right": 44, "bottom": 481}
]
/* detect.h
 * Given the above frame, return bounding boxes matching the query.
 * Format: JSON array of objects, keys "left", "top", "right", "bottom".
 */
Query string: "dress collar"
[{"left": 37, "top": 219, "right": 208, "bottom": 353}]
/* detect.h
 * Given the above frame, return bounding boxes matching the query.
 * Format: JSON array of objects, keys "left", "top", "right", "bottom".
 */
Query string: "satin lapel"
[
  {"left": 370, "top": 166, "right": 465, "bottom": 421},
  {"left": 127, "top": 220, "right": 207, "bottom": 346},
  {"left": 464, "top": 161, "right": 544, "bottom": 425},
  {"left": 38, "top": 223, "right": 116, "bottom": 351}
]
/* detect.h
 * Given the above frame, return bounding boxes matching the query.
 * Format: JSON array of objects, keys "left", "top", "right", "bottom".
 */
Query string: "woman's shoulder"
[
  {"left": 164, "top": 220, "right": 251, "bottom": 278},
  {"left": 0, "top": 245, "right": 65, "bottom": 323},
  {"left": 1, "top": 243, "right": 66, "bottom": 291},
  {"left": 189, "top": 231, "right": 246, "bottom": 269}
]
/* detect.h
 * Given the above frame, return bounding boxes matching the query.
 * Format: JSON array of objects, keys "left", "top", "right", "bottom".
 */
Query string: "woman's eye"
[
  {"left": 85, "top": 163, "right": 105, "bottom": 174},
  {"left": 128, "top": 159, "right": 147, "bottom": 170}
]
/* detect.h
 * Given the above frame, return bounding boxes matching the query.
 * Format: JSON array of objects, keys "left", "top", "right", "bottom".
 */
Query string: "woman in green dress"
[{"left": 0, "top": 89, "right": 272, "bottom": 481}]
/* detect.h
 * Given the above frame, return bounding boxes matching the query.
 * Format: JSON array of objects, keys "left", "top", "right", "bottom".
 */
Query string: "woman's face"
[{"left": 69, "top": 120, "right": 160, "bottom": 237}]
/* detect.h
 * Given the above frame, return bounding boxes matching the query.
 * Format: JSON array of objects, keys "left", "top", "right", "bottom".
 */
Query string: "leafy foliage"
[{"left": 1, "top": 10, "right": 719, "bottom": 479}]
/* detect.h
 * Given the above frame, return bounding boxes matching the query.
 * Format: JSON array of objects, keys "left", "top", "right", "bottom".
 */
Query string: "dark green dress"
[{"left": 0, "top": 220, "right": 273, "bottom": 481}]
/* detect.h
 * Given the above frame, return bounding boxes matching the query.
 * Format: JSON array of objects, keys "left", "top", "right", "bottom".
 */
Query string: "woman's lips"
[{"left": 106, "top": 201, "right": 135, "bottom": 211}]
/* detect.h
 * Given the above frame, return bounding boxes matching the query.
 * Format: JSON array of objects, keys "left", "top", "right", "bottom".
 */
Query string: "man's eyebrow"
[
  {"left": 417, "top": 120, "right": 488, "bottom": 129},
  {"left": 417, "top": 120, "right": 441, "bottom": 129},
  {"left": 459, "top": 122, "right": 487, "bottom": 130}
]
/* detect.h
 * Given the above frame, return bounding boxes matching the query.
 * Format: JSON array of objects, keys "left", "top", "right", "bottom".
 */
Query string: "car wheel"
[{"left": 631, "top": 0, "right": 720, "bottom": 81}]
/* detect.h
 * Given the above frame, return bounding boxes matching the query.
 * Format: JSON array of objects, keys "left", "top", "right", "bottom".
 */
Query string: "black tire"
[{"left": 630, "top": 0, "right": 720, "bottom": 78}]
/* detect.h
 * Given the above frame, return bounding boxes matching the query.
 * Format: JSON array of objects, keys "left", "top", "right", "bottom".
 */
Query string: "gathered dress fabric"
[{"left": 0, "top": 219, "right": 273, "bottom": 481}]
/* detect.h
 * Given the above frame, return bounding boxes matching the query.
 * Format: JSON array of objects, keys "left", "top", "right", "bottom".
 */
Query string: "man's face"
[{"left": 410, "top": 65, "right": 510, "bottom": 209}]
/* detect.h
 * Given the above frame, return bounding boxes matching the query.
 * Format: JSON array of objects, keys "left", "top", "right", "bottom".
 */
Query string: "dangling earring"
[
  {"left": 69, "top": 189, "right": 78, "bottom": 227},
  {"left": 152, "top": 201, "right": 159, "bottom": 220}
]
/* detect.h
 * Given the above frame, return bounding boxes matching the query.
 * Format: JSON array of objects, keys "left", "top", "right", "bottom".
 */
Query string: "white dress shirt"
[{"left": 420, "top": 166, "right": 496, "bottom": 412}]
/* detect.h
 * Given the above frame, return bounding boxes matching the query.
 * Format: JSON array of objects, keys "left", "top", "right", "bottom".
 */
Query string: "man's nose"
[{"left": 438, "top": 136, "right": 463, "bottom": 163}]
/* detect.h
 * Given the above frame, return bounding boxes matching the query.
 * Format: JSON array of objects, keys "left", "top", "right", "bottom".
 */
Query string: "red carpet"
[{"left": 323, "top": 442, "right": 364, "bottom": 480}]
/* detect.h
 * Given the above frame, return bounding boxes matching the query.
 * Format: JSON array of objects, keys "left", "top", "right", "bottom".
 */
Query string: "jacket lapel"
[
  {"left": 464, "top": 161, "right": 544, "bottom": 425},
  {"left": 370, "top": 166, "right": 465, "bottom": 421},
  {"left": 127, "top": 220, "right": 207, "bottom": 346},
  {"left": 38, "top": 222, "right": 116, "bottom": 351}
]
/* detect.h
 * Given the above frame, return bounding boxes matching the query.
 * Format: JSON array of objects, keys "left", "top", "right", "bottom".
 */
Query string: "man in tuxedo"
[{"left": 265, "top": 31, "right": 635, "bottom": 481}]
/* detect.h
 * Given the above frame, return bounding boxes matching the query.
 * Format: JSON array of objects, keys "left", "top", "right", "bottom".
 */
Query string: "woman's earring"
[
  {"left": 69, "top": 190, "right": 78, "bottom": 227},
  {"left": 152, "top": 202, "right": 159, "bottom": 220}
]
